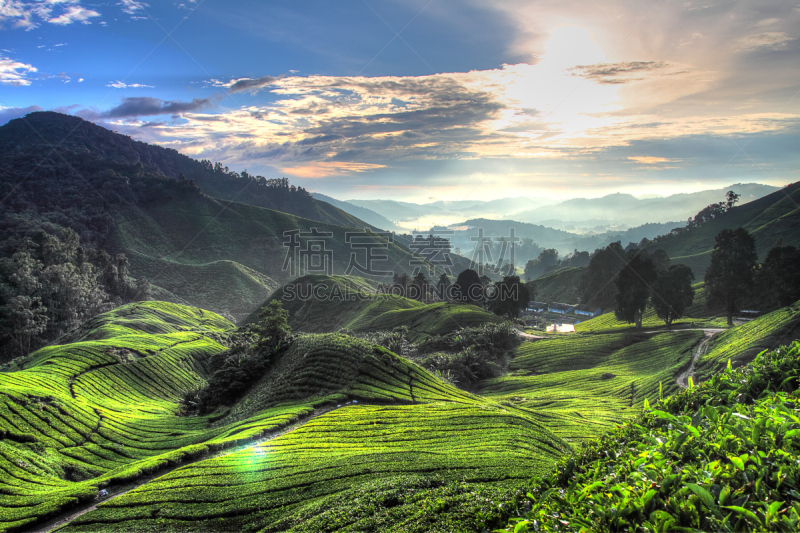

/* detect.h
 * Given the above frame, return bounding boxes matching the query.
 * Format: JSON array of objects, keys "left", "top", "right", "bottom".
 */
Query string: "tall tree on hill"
[
  {"left": 490, "top": 275, "right": 530, "bottom": 319},
  {"left": 453, "top": 269, "right": 482, "bottom": 305},
  {"left": 254, "top": 300, "right": 291, "bottom": 352},
  {"left": 412, "top": 272, "right": 429, "bottom": 301},
  {"left": 758, "top": 243, "right": 800, "bottom": 307},
  {"left": 651, "top": 264, "right": 695, "bottom": 328},
  {"left": 437, "top": 273, "right": 451, "bottom": 301},
  {"left": 579, "top": 242, "right": 627, "bottom": 308},
  {"left": 614, "top": 250, "right": 658, "bottom": 329},
  {"left": 705, "top": 227, "right": 757, "bottom": 326}
]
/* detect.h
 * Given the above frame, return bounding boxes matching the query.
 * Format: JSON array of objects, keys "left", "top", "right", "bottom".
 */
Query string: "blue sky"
[{"left": 0, "top": 0, "right": 798, "bottom": 202}]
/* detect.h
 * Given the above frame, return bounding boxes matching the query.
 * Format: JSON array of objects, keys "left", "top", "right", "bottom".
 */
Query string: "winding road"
[{"left": 675, "top": 329, "right": 725, "bottom": 389}]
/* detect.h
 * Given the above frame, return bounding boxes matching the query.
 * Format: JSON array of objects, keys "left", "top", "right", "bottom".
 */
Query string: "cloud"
[
  {"left": 627, "top": 156, "right": 679, "bottom": 164},
  {"left": 208, "top": 75, "right": 281, "bottom": 93},
  {"left": 118, "top": 0, "right": 148, "bottom": 15},
  {"left": 280, "top": 162, "right": 386, "bottom": 178},
  {"left": 99, "top": 96, "right": 215, "bottom": 118},
  {"left": 735, "top": 32, "right": 795, "bottom": 52},
  {"left": 0, "top": 55, "right": 37, "bottom": 85},
  {"left": 0, "top": 105, "right": 43, "bottom": 125},
  {"left": 48, "top": 5, "right": 100, "bottom": 25},
  {"left": 107, "top": 81, "right": 154, "bottom": 89},
  {"left": 568, "top": 61, "right": 679, "bottom": 84}
]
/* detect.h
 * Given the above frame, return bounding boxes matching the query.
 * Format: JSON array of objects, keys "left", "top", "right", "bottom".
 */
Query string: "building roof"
[
  {"left": 575, "top": 304, "right": 601, "bottom": 312},
  {"left": 549, "top": 302, "right": 575, "bottom": 311}
]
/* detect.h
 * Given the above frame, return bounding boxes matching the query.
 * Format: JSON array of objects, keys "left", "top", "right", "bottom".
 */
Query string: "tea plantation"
[{"left": 1, "top": 297, "right": 798, "bottom": 532}]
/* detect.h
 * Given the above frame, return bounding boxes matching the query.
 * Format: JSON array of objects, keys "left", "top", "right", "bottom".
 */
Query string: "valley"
[{"left": 1, "top": 113, "right": 798, "bottom": 532}]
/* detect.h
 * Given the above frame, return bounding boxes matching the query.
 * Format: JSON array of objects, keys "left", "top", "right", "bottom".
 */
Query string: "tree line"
[
  {"left": 0, "top": 228, "right": 150, "bottom": 363},
  {"left": 582, "top": 228, "right": 799, "bottom": 329}
]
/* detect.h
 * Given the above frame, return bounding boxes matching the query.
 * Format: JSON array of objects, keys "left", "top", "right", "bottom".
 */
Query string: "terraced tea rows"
[
  {"left": 0, "top": 303, "right": 330, "bottom": 531},
  {"left": 479, "top": 331, "right": 703, "bottom": 442},
  {"left": 256, "top": 275, "right": 504, "bottom": 342},
  {"left": 62, "top": 402, "right": 568, "bottom": 533},
  {"left": 696, "top": 302, "right": 800, "bottom": 380},
  {"left": 0, "top": 300, "right": 568, "bottom": 532}
]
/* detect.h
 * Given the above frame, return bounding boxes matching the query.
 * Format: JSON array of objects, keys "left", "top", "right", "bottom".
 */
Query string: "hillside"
[
  {"left": 642, "top": 181, "right": 800, "bottom": 275},
  {"left": 521, "top": 183, "right": 800, "bottom": 305},
  {"left": 0, "top": 301, "right": 567, "bottom": 532},
  {"left": 247, "top": 275, "right": 506, "bottom": 341},
  {"left": 104, "top": 192, "right": 438, "bottom": 320},
  {"left": 0, "top": 112, "right": 367, "bottom": 229}
]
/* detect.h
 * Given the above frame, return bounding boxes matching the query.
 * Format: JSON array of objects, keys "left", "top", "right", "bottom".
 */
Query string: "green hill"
[
  {"left": 0, "top": 112, "right": 369, "bottom": 229},
  {"left": 248, "top": 275, "right": 506, "bottom": 341},
  {"left": 530, "top": 267, "right": 582, "bottom": 303},
  {"left": 642, "top": 181, "right": 800, "bottom": 275},
  {"left": 0, "top": 301, "right": 566, "bottom": 532},
  {"left": 107, "top": 199, "right": 434, "bottom": 319}
]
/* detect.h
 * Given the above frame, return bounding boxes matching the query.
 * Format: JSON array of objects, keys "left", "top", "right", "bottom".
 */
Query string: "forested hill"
[
  {"left": 0, "top": 111, "right": 369, "bottom": 230},
  {"left": 641, "top": 181, "right": 800, "bottom": 275}
]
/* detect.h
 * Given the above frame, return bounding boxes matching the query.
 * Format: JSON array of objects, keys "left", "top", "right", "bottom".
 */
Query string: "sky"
[{"left": 0, "top": 0, "right": 798, "bottom": 202}]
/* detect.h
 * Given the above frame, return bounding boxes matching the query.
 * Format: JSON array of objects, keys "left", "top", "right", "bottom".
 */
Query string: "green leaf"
[
  {"left": 687, "top": 483, "right": 717, "bottom": 510},
  {"left": 729, "top": 455, "right": 745, "bottom": 470},
  {"left": 723, "top": 505, "right": 762, "bottom": 526}
]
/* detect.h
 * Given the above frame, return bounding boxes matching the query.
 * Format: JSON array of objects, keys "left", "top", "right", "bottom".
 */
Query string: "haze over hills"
[
  {"left": 534, "top": 182, "right": 800, "bottom": 305},
  {"left": 331, "top": 184, "right": 778, "bottom": 234}
]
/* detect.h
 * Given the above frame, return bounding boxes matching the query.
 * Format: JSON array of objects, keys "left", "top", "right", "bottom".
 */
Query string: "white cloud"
[
  {"left": 107, "top": 80, "right": 154, "bottom": 89},
  {"left": 736, "top": 32, "right": 794, "bottom": 51},
  {"left": 118, "top": 0, "right": 148, "bottom": 15},
  {"left": 0, "top": 55, "right": 37, "bottom": 86},
  {"left": 48, "top": 5, "right": 100, "bottom": 25}
]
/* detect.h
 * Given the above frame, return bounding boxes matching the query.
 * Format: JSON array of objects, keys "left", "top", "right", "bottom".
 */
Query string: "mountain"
[
  {"left": 642, "top": 181, "right": 800, "bottom": 275},
  {"left": 311, "top": 192, "right": 398, "bottom": 230},
  {"left": 0, "top": 112, "right": 443, "bottom": 320},
  {"left": 526, "top": 182, "right": 800, "bottom": 304},
  {"left": 513, "top": 183, "right": 779, "bottom": 227},
  {"left": 0, "top": 111, "right": 367, "bottom": 229}
]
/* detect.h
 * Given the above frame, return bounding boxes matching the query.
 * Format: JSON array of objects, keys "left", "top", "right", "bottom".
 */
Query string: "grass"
[
  {"left": 62, "top": 402, "right": 567, "bottom": 533},
  {"left": 478, "top": 330, "right": 703, "bottom": 443},
  {"left": 696, "top": 301, "right": 800, "bottom": 380},
  {"left": 0, "top": 300, "right": 565, "bottom": 532},
  {"left": 109, "top": 196, "right": 435, "bottom": 319},
  {"left": 251, "top": 275, "right": 506, "bottom": 342},
  {"left": 3, "top": 296, "right": 797, "bottom": 532},
  {"left": 531, "top": 267, "right": 582, "bottom": 303}
]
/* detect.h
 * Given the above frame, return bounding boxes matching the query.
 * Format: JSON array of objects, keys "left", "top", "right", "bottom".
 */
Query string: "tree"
[
  {"left": 705, "top": 227, "right": 757, "bottom": 326},
  {"left": 579, "top": 242, "right": 627, "bottom": 308},
  {"left": 253, "top": 300, "right": 291, "bottom": 352},
  {"left": 758, "top": 244, "right": 800, "bottom": 307},
  {"left": 437, "top": 273, "right": 451, "bottom": 301},
  {"left": 490, "top": 275, "right": 530, "bottom": 319},
  {"left": 651, "top": 249, "right": 671, "bottom": 272},
  {"left": 614, "top": 250, "right": 657, "bottom": 329},
  {"left": 411, "top": 272, "right": 429, "bottom": 301},
  {"left": 651, "top": 264, "right": 695, "bottom": 328},
  {"left": 453, "top": 269, "right": 482, "bottom": 305}
]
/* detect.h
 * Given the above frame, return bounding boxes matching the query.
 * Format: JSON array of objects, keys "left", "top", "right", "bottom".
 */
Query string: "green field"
[
  {"left": 0, "top": 301, "right": 566, "bottom": 532},
  {"left": 1, "top": 296, "right": 797, "bottom": 531},
  {"left": 478, "top": 330, "right": 703, "bottom": 442},
  {"left": 108, "top": 198, "right": 436, "bottom": 320},
  {"left": 250, "top": 275, "right": 506, "bottom": 342}
]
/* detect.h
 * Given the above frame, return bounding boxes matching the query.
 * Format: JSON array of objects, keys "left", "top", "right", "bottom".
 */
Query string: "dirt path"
[
  {"left": 676, "top": 329, "right": 724, "bottom": 389},
  {"left": 25, "top": 404, "right": 345, "bottom": 533},
  {"left": 516, "top": 329, "right": 545, "bottom": 341}
]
